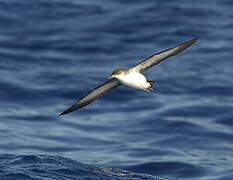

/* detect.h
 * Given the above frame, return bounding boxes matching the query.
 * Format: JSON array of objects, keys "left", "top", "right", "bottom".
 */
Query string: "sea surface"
[{"left": 0, "top": 0, "right": 233, "bottom": 179}]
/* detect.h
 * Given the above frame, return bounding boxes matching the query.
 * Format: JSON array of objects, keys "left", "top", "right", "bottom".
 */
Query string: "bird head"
[{"left": 108, "top": 69, "right": 124, "bottom": 79}]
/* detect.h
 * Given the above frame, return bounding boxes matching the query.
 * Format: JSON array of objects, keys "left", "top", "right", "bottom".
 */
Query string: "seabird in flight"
[{"left": 60, "top": 38, "right": 198, "bottom": 115}]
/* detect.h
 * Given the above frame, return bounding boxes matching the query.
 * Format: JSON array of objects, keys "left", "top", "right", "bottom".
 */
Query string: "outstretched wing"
[
  {"left": 133, "top": 38, "right": 198, "bottom": 73},
  {"left": 59, "top": 79, "right": 121, "bottom": 115}
]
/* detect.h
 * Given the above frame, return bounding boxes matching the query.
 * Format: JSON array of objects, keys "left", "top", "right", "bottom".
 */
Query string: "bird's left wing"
[
  {"left": 132, "top": 38, "right": 198, "bottom": 73},
  {"left": 59, "top": 79, "right": 121, "bottom": 115}
]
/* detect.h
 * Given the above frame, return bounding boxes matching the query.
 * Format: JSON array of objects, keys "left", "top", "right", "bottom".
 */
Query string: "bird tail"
[
  {"left": 148, "top": 80, "right": 156, "bottom": 88},
  {"left": 145, "top": 80, "right": 156, "bottom": 92}
]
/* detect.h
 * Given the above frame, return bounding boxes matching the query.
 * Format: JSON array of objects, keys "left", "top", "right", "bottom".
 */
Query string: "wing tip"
[
  {"left": 183, "top": 37, "right": 199, "bottom": 47},
  {"left": 191, "top": 37, "right": 199, "bottom": 43},
  {"left": 59, "top": 111, "right": 66, "bottom": 116},
  {"left": 59, "top": 110, "right": 70, "bottom": 116},
  {"left": 59, "top": 106, "right": 77, "bottom": 116},
  {"left": 192, "top": 37, "right": 199, "bottom": 41},
  {"left": 175, "top": 37, "right": 199, "bottom": 54}
]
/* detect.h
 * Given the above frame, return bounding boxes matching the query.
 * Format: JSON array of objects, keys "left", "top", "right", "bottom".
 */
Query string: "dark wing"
[
  {"left": 133, "top": 38, "right": 198, "bottom": 73},
  {"left": 59, "top": 79, "right": 121, "bottom": 115}
]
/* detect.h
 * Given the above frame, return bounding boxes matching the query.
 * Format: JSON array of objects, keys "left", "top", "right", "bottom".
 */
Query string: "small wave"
[
  {"left": 124, "top": 162, "right": 207, "bottom": 179},
  {"left": 0, "top": 154, "right": 170, "bottom": 180}
]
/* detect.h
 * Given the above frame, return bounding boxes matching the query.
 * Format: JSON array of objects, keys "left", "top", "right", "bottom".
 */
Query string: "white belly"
[{"left": 116, "top": 72, "right": 150, "bottom": 90}]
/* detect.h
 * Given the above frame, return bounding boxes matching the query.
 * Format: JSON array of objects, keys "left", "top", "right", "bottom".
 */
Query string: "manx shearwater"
[{"left": 60, "top": 38, "right": 198, "bottom": 115}]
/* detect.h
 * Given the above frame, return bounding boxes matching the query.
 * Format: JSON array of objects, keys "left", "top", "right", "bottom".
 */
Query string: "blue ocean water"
[{"left": 0, "top": 0, "right": 233, "bottom": 179}]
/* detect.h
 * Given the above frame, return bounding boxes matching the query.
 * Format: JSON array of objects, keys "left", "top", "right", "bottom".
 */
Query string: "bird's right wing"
[
  {"left": 132, "top": 38, "right": 198, "bottom": 73},
  {"left": 60, "top": 79, "right": 121, "bottom": 115}
]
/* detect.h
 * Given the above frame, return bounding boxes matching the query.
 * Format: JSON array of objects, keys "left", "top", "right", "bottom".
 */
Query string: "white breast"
[{"left": 116, "top": 72, "right": 150, "bottom": 90}]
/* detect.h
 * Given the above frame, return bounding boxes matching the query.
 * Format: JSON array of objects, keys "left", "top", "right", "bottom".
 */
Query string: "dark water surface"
[{"left": 0, "top": 0, "right": 233, "bottom": 179}]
